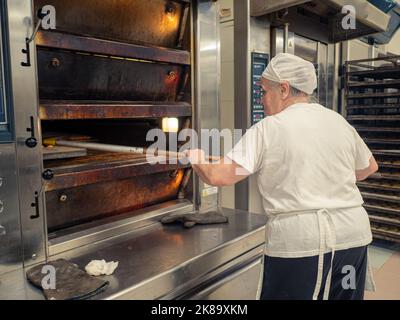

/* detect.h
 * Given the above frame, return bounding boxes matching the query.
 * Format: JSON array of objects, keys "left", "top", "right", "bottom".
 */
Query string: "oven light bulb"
[
  {"left": 165, "top": 3, "right": 176, "bottom": 22},
  {"left": 162, "top": 117, "right": 179, "bottom": 133}
]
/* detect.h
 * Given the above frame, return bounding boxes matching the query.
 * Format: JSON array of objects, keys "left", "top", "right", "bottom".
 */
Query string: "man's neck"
[
  {"left": 269, "top": 97, "right": 311, "bottom": 116},
  {"left": 283, "top": 96, "right": 310, "bottom": 109}
]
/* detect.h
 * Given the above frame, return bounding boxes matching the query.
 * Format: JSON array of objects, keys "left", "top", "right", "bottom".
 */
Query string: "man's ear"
[{"left": 281, "top": 82, "right": 290, "bottom": 99}]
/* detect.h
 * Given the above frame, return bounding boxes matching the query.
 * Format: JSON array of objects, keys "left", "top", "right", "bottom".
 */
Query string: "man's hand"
[{"left": 356, "top": 156, "right": 379, "bottom": 181}]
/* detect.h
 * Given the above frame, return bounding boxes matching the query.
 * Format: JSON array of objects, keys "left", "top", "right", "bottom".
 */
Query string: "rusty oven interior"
[{"left": 34, "top": 0, "right": 194, "bottom": 239}]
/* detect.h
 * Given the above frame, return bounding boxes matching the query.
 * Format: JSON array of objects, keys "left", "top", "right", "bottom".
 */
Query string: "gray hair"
[{"left": 269, "top": 80, "right": 319, "bottom": 103}]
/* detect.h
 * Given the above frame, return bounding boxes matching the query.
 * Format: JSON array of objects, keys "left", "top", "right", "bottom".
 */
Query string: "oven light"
[
  {"left": 166, "top": 12, "right": 177, "bottom": 23},
  {"left": 162, "top": 117, "right": 179, "bottom": 133},
  {"left": 165, "top": 3, "right": 177, "bottom": 23}
]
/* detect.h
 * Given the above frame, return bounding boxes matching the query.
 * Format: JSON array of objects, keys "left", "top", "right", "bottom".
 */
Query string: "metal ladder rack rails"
[{"left": 345, "top": 55, "right": 400, "bottom": 243}]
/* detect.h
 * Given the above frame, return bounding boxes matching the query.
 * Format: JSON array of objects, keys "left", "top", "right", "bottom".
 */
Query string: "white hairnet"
[{"left": 262, "top": 53, "right": 317, "bottom": 95}]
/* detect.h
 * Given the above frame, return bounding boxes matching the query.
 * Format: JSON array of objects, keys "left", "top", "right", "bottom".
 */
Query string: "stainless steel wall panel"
[
  {"left": 317, "top": 42, "right": 328, "bottom": 107},
  {"left": 0, "top": 144, "right": 23, "bottom": 275},
  {"left": 327, "top": 43, "right": 340, "bottom": 111},
  {"left": 234, "top": 1, "right": 270, "bottom": 213},
  {"left": 194, "top": 0, "right": 220, "bottom": 211},
  {"left": 7, "top": 0, "right": 46, "bottom": 266},
  {"left": 185, "top": 257, "right": 264, "bottom": 300}
]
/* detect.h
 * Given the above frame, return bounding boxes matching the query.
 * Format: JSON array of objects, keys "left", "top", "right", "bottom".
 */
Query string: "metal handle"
[
  {"left": 30, "top": 192, "right": 40, "bottom": 220},
  {"left": 283, "top": 23, "right": 289, "bottom": 53},
  {"left": 25, "top": 116, "right": 38, "bottom": 148},
  {"left": 25, "top": 137, "right": 38, "bottom": 148},
  {"left": 42, "top": 169, "right": 54, "bottom": 181},
  {"left": 21, "top": 38, "right": 32, "bottom": 67},
  {"left": 22, "top": 7, "right": 50, "bottom": 67}
]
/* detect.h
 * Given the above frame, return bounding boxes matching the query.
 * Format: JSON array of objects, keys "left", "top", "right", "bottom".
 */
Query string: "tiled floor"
[{"left": 365, "top": 240, "right": 400, "bottom": 300}]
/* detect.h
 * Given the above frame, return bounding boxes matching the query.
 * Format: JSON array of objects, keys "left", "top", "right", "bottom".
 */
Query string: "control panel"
[{"left": 251, "top": 52, "right": 269, "bottom": 126}]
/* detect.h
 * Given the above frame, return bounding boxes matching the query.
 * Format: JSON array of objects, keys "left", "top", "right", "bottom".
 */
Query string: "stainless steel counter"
[{"left": 0, "top": 208, "right": 267, "bottom": 300}]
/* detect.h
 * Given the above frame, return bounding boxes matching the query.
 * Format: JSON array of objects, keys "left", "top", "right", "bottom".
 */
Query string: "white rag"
[{"left": 85, "top": 260, "right": 119, "bottom": 276}]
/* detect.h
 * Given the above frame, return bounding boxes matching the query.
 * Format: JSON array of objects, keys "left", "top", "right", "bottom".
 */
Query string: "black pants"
[{"left": 260, "top": 246, "right": 368, "bottom": 300}]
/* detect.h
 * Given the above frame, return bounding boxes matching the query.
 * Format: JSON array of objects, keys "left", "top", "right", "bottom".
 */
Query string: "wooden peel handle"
[{"left": 43, "top": 138, "right": 221, "bottom": 163}]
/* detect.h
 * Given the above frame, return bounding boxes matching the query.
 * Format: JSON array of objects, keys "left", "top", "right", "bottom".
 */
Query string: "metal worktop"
[{"left": 0, "top": 208, "right": 267, "bottom": 300}]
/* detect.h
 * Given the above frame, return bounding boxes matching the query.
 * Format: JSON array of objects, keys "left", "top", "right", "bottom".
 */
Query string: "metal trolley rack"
[{"left": 345, "top": 55, "right": 400, "bottom": 243}]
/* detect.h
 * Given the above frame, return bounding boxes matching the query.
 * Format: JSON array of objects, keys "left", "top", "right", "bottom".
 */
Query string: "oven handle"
[{"left": 30, "top": 191, "right": 40, "bottom": 220}]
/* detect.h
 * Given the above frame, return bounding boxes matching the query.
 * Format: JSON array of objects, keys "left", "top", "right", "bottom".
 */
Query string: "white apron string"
[
  {"left": 365, "top": 248, "right": 377, "bottom": 292},
  {"left": 312, "top": 209, "right": 337, "bottom": 300}
]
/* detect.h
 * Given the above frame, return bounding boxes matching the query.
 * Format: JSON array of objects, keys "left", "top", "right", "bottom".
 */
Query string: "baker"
[{"left": 186, "top": 53, "right": 378, "bottom": 300}]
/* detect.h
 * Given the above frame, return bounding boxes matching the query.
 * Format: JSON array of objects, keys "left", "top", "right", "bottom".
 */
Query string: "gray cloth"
[
  {"left": 26, "top": 259, "right": 109, "bottom": 300},
  {"left": 161, "top": 211, "right": 229, "bottom": 228}
]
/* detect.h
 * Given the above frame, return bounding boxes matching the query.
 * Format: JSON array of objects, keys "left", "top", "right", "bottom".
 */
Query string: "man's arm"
[
  {"left": 187, "top": 150, "right": 251, "bottom": 187},
  {"left": 356, "top": 156, "right": 379, "bottom": 181}
]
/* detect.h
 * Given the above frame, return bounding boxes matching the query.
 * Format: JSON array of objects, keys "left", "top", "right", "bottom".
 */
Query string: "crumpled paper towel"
[{"left": 85, "top": 260, "right": 119, "bottom": 276}]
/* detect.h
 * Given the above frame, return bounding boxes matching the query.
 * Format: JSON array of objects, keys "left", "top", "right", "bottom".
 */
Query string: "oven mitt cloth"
[
  {"left": 161, "top": 211, "right": 229, "bottom": 228},
  {"left": 26, "top": 259, "right": 109, "bottom": 300}
]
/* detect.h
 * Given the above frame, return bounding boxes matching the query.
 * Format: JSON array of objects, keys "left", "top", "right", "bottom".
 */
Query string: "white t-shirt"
[{"left": 226, "top": 103, "right": 373, "bottom": 258}]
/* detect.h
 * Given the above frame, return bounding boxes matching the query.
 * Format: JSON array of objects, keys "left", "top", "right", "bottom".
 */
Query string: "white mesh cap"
[{"left": 262, "top": 53, "right": 317, "bottom": 95}]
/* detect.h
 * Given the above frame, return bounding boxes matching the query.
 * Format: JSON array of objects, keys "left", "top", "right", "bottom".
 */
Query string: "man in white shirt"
[{"left": 186, "top": 53, "right": 379, "bottom": 300}]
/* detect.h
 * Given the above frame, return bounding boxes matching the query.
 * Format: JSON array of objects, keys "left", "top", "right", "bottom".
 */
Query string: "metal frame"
[
  {"left": 0, "top": 144, "right": 23, "bottom": 275},
  {"left": 344, "top": 54, "right": 400, "bottom": 65},
  {"left": 39, "top": 101, "right": 192, "bottom": 121},
  {"left": 0, "top": 3, "right": 13, "bottom": 142},
  {"left": 234, "top": 0, "right": 271, "bottom": 213},
  {"left": 0, "top": 19, "right": 7, "bottom": 126},
  {"left": 7, "top": 0, "right": 47, "bottom": 267},
  {"left": 327, "top": 43, "right": 340, "bottom": 112},
  {"left": 317, "top": 41, "right": 327, "bottom": 106},
  {"left": 2, "top": 0, "right": 221, "bottom": 267},
  {"left": 0, "top": 2, "right": 24, "bottom": 276},
  {"left": 193, "top": 0, "right": 221, "bottom": 211},
  {"left": 344, "top": 54, "right": 400, "bottom": 244},
  {"left": 36, "top": 31, "right": 191, "bottom": 66},
  {"left": 234, "top": 0, "right": 251, "bottom": 212}
]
